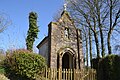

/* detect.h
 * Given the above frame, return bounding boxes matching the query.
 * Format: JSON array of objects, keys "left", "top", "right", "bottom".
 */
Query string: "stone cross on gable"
[
  {"left": 64, "top": 0, "right": 70, "bottom": 11},
  {"left": 64, "top": 3, "right": 67, "bottom": 11}
]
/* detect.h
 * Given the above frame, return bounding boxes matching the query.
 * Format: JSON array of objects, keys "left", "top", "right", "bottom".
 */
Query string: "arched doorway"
[{"left": 62, "top": 52, "right": 73, "bottom": 69}]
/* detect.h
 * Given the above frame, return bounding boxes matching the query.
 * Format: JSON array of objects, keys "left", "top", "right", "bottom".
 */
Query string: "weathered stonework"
[{"left": 37, "top": 10, "right": 84, "bottom": 69}]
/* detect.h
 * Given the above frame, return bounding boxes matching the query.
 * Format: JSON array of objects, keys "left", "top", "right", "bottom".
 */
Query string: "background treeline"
[{"left": 65, "top": 0, "right": 120, "bottom": 67}]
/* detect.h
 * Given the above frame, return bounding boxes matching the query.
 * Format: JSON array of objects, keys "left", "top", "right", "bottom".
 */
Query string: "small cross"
[{"left": 64, "top": 3, "right": 67, "bottom": 11}]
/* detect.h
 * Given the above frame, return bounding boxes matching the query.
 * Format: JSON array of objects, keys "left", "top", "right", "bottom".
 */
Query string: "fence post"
[
  {"left": 45, "top": 67, "right": 47, "bottom": 80},
  {"left": 68, "top": 69, "right": 70, "bottom": 80},
  {"left": 50, "top": 68, "right": 52, "bottom": 80},
  {"left": 56, "top": 68, "right": 57, "bottom": 80},
  {"left": 73, "top": 69, "right": 76, "bottom": 80},
  {"left": 70, "top": 69, "right": 72, "bottom": 80},
  {"left": 63, "top": 69, "right": 65, "bottom": 80},
  {"left": 58, "top": 68, "right": 62, "bottom": 80}
]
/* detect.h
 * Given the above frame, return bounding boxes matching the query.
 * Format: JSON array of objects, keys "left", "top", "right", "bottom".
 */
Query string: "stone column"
[{"left": 59, "top": 55, "right": 62, "bottom": 68}]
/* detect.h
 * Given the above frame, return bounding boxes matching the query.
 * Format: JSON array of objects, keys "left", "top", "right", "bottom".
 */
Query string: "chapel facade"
[{"left": 37, "top": 10, "right": 84, "bottom": 69}]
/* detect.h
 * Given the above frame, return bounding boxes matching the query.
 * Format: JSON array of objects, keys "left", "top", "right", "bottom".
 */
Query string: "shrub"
[
  {"left": 0, "top": 53, "right": 6, "bottom": 74},
  {"left": 0, "top": 66, "right": 5, "bottom": 74},
  {"left": 98, "top": 54, "right": 120, "bottom": 80},
  {"left": 4, "top": 49, "right": 46, "bottom": 80},
  {"left": 91, "top": 58, "right": 101, "bottom": 69}
]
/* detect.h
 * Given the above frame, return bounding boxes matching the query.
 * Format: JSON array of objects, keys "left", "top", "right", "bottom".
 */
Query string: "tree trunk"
[
  {"left": 85, "top": 34, "right": 89, "bottom": 67},
  {"left": 100, "top": 28, "right": 105, "bottom": 57},
  {"left": 89, "top": 28, "right": 92, "bottom": 68},
  {"left": 107, "top": 0, "right": 113, "bottom": 54},
  {"left": 107, "top": 31, "right": 112, "bottom": 54},
  {"left": 94, "top": 31, "right": 100, "bottom": 58},
  {"left": 96, "top": 0, "right": 105, "bottom": 57}
]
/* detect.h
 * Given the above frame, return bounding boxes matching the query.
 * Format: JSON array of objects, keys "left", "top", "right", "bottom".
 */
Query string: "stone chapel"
[{"left": 37, "top": 10, "right": 84, "bottom": 69}]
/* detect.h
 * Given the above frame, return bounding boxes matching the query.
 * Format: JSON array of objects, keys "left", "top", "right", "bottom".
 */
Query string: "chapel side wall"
[{"left": 39, "top": 41, "right": 49, "bottom": 65}]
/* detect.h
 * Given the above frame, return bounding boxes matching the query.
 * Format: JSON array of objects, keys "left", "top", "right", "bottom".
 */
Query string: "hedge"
[
  {"left": 4, "top": 49, "right": 46, "bottom": 80},
  {"left": 92, "top": 55, "right": 120, "bottom": 80}
]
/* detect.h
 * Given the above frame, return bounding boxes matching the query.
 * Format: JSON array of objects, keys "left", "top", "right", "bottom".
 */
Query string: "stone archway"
[
  {"left": 57, "top": 48, "right": 77, "bottom": 69},
  {"left": 62, "top": 52, "right": 73, "bottom": 69}
]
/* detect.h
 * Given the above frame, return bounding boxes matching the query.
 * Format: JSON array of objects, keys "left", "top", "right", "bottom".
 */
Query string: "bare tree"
[
  {"left": 0, "top": 12, "right": 11, "bottom": 33},
  {"left": 68, "top": 0, "right": 101, "bottom": 58},
  {"left": 67, "top": 0, "right": 120, "bottom": 56},
  {"left": 95, "top": 0, "right": 106, "bottom": 57},
  {"left": 106, "top": 0, "right": 120, "bottom": 54},
  {"left": 81, "top": 25, "right": 89, "bottom": 67}
]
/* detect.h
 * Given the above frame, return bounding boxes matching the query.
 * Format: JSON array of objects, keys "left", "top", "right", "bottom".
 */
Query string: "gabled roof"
[
  {"left": 37, "top": 36, "right": 48, "bottom": 48},
  {"left": 57, "top": 10, "right": 76, "bottom": 29},
  {"left": 61, "top": 10, "right": 70, "bottom": 17},
  {"left": 60, "top": 10, "right": 74, "bottom": 23}
]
